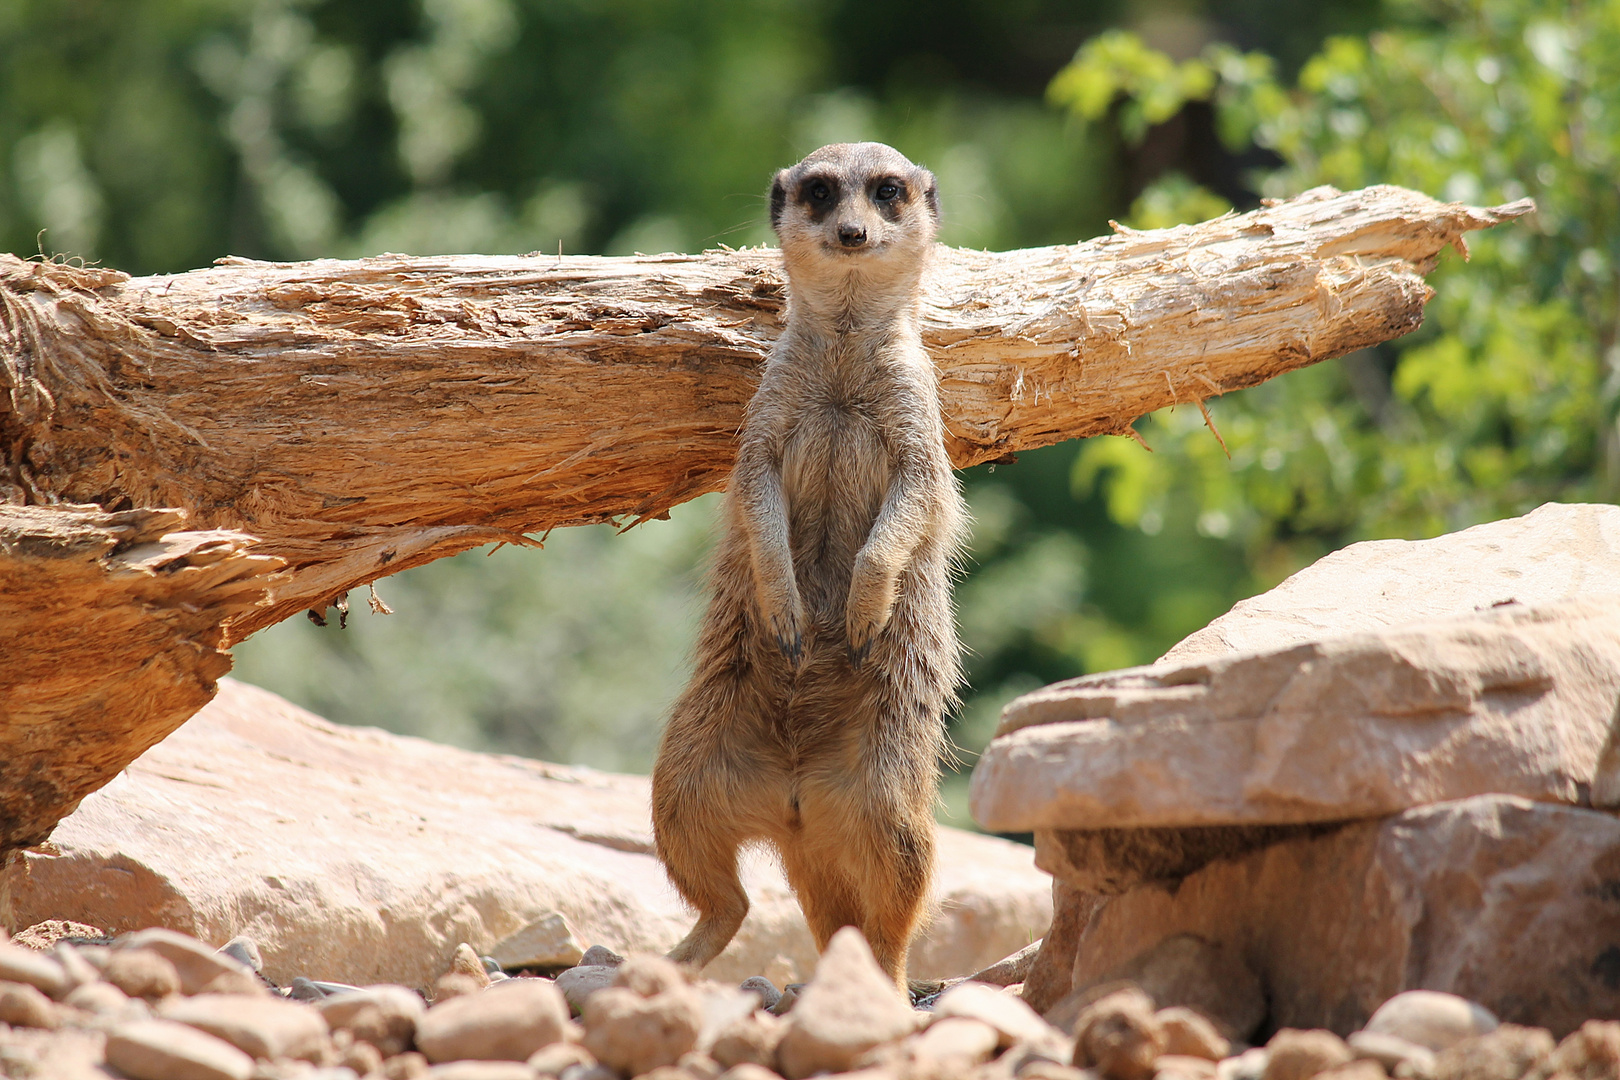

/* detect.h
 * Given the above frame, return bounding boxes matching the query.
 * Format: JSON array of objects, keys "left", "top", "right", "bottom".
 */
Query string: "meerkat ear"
[
  {"left": 769, "top": 170, "right": 790, "bottom": 233},
  {"left": 920, "top": 169, "right": 940, "bottom": 224}
]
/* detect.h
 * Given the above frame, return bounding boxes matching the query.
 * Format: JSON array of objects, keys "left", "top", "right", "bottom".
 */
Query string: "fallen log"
[
  {"left": 0, "top": 505, "right": 282, "bottom": 849},
  {"left": 1, "top": 185, "right": 1532, "bottom": 638}
]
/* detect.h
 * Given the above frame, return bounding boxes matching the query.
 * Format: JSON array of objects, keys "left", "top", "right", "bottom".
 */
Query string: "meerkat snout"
[{"left": 837, "top": 223, "right": 867, "bottom": 248}]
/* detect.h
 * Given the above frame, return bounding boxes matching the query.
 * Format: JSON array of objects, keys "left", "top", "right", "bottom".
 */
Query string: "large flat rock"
[
  {"left": 0, "top": 679, "right": 1050, "bottom": 988},
  {"left": 972, "top": 599, "right": 1620, "bottom": 832},
  {"left": 1053, "top": 795, "right": 1620, "bottom": 1038},
  {"left": 1164, "top": 501, "right": 1620, "bottom": 662}
]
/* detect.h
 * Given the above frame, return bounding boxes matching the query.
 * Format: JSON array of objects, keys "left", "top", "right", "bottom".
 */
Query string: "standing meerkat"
[{"left": 651, "top": 142, "right": 965, "bottom": 988}]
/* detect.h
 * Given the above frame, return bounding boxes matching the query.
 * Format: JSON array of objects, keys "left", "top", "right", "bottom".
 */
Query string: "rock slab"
[{"left": 2, "top": 678, "right": 1050, "bottom": 988}]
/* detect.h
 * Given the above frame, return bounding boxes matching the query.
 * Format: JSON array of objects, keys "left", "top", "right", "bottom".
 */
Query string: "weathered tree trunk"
[
  {"left": 0, "top": 505, "right": 282, "bottom": 849},
  {"left": 2, "top": 185, "right": 1532, "bottom": 637},
  {"left": 0, "top": 184, "right": 1530, "bottom": 853}
]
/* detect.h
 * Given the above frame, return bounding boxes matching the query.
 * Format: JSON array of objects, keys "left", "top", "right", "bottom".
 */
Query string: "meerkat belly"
[{"left": 779, "top": 406, "right": 890, "bottom": 625}]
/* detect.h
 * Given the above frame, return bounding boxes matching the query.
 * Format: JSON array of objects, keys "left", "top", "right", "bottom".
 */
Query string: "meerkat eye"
[
  {"left": 875, "top": 182, "right": 899, "bottom": 201},
  {"left": 808, "top": 182, "right": 831, "bottom": 202}
]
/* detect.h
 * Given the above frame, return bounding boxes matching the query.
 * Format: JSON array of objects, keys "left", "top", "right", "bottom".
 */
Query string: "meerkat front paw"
[
  {"left": 761, "top": 592, "right": 810, "bottom": 668},
  {"left": 845, "top": 574, "right": 899, "bottom": 670}
]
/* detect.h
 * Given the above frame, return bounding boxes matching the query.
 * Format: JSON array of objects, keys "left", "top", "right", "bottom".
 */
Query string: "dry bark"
[
  {"left": 0, "top": 184, "right": 1530, "bottom": 636},
  {"left": 0, "top": 504, "right": 282, "bottom": 849}
]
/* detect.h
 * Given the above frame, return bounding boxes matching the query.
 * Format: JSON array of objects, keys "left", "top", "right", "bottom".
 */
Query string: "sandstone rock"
[
  {"left": 1429, "top": 1023, "right": 1553, "bottom": 1080},
  {"left": 0, "top": 980, "right": 59, "bottom": 1028},
  {"left": 12, "top": 919, "right": 102, "bottom": 949},
  {"left": 614, "top": 954, "right": 686, "bottom": 997},
  {"left": 1541, "top": 1020, "right": 1620, "bottom": 1079},
  {"left": 0, "top": 941, "right": 70, "bottom": 998},
  {"left": 450, "top": 943, "right": 493, "bottom": 988},
  {"left": 976, "top": 600, "right": 1620, "bottom": 833},
  {"left": 709, "top": 1009, "right": 784, "bottom": 1069},
  {"left": 1071, "top": 987, "right": 1165, "bottom": 1080},
  {"left": 1363, "top": 991, "right": 1497, "bottom": 1052},
  {"left": 416, "top": 978, "right": 570, "bottom": 1063},
  {"left": 1158, "top": 1008, "right": 1228, "bottom": 1062},
  {"left": 581, "top": 984, "right": 703, "bottom": 1076},
  {"left": 388, "top": 1050, "right": 434, "bottom": 1078},
  {"left": 317, "top": 983, "right": 426, "bottom": 1057},
  {"left": 105, "top": 1017, "right": 257, "bottom": 1080},
  {"left": 932, "top": 980, "right": 1066, "bottom": 1053},
  {"left": 160, "top": 992, "right": 329, "bottom": 1061},
  {"left": 1155, "top": 1056, "right": 1218, "bottom": 1080},
  {"left": 557, "top": 965, "right": 620, "bottom": 1013},
  {"left": 1023, "top": 883, "right": 1101, "bottom": 1015},
  {"left": 50, "top": 943, "right": 101, "bottom": 992},
  {"left": 1057, "top": 796, "right": 1620, "bottom": 1037},
  {"left": 1314, "top": 1063, "right": 1385, "bottom": 1080},
  {"left": 3, "top": 679, "right": 1048, "bottom": 987},
  {"left": 115, "top": 928, "right": 263, "bottom": 996},
  {"left": 65, "top": 978, "right": 134, "bottom": 1016},
  {"left": 492, "top": 913, "right": 585, "bottom": 971},
  {"left": 579, "top": 945, "right": 625, "bottom": 968},
  {"left": 1261, "top": 1030, "right": 1353, "bottom": 1080},
  {"left": 1346, "top": 1032, "right": 1434, "bottom": 1075},
  {"left": 775, "top": 927, "right": 918, "bottom": 1079},
  {"left": 435, "top": 972, "right": 487, "bottom": 1002},
  {"left": 218, "top": 935, "right": 263, "bottom": 974},
  {"left": 1216, "top": 1048, "right": 1268, "bottom": 1080},
  {"left": 527, "top": 1041, "right": 596, "bottom": 1075},
  {"left": 718, "top": 1065, "right": 782, "bottom": 1080},
  {"left": 1164, "top": 503, "right": 1620, "bottom": 663},
  {"left": 105, "top": 947, "right": 183, "bottom": 999}
]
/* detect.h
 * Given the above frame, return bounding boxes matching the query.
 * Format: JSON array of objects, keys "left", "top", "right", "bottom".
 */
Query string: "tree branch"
[{"left": 2, "top": 185, "right": 1532, "bottom": 638}]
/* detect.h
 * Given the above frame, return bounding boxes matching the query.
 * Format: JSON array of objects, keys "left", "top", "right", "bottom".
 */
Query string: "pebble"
[
  {"left": 0, "top": 942, "right": 71, "bottom": 999},
  {"left": 774, "top": 928, "right": 918, "bottom": 1080},
  {"left": 160, "top": 991, "right": 330, "bottom": 1061},
  {"left": 1214, "top": 1047, "right": 1268, "bottom": 1080},
  {"left": 105, "top": 1017, "right": 257, "bottom": 1080},
  {"left": 579, "top": 945, "right": 625, "bottom": 968},
  {"left": 317, "top": 983, "right": 427, "bottom": 1057},
  {"left": 914, "top": 1015, "right": 1001, "bottom": 1067},
  {"left": 527, "top": 1041, "right": 596, "bottom": 1076},
  {"left": 50, "top": 943, "right": 102, "bottom": 992},
  {"left": 1071, "top": 987, "right": 1166, "bottom": 1080},
  {"left": 434, "top": 972, "right": 488, "bottom": 1002},
  {"left": 581, "top": 983, "right": 703, "bottom": 1076},
  {"left": 718, "top": 1066, "right": 782, "bottom": 1080},
  {"left": 709, "top": 1009, "right": 784, "bottom": 1069},
  {"left": 104, "top": 948, "right": 183, "bottom": 1000},
  {"left": 932, "top": 980, "right": 1067, "bottom": 1053},
  {"left": 114, "top": 929, "right": 264, "bottom": 997},
  {"left": 449, "top": 943, "right": 493, "bottom": 988},
  {"left": 1363, "top": 991, "right": 1498, "bottom": 1052},
  {"left": 1314, "top": 1062, "right": 1386, "bottom": 1080},
  {"left": 768, "top": 984, "right": 800, "bottom": 1017},
  {"left": 65, "top": 978, "right": 134, "bottom": 1016},
  {"left": 426, "top": 1062, "right": 540, "bottom": 1079},
  {"left": 1158, "top": 1007, "right": 1230, "bottom": 1062},
  {"left": 0, "top": 980, "right": 61, "bottom": 1028},
  {"left": 1260, "top": 1029, "right": 1354, "bottom": 1080},
  {"left": 738, "top": 976, "right": 781, "bottom": 1011},
  {"left": 1347, "top": 1030, "right": 1435, "bottom": 1075},
  {"left": 218, "top": 936, "right": 264, "bottom": 974},
  {"left": 289, "top": 976, "right": 329, "bottom": 1002},
  {"left": 1155, "top": 1055, "right": 1218, "bottom": 1079},
  {"left": 416, "top": 976, "right": 570, "bottom": 1063},
  {"left": 1534, "top": 1020, "right": 1620, "bottom": 1079},
  {"left": 556, "top": 965, "right": 619, "bottom": 1013}
]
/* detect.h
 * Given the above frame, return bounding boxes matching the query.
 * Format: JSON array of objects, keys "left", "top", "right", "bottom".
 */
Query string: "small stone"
[
  {"left": 336, "top": 1037, "right": 383, "bottom": 1076},
  {"left": 493, "top": 914, "right": 586, "bottom": 971},
  {"left": 581, "top": 984, "right": 703, "bottom": 1076},
  {"left": 115, "top": 929, "right": 264, "bottom": 997},
  {"left": 915, "top": 1016, "right": 1001, "bottom": 1067},
  {"left": 556, "top": 966, "right": 618, "bottom": 1013},
  {"left": 66, "top": 978, "right": 134, "bottom": 1016},
  {"left": 161, "top": 992, "right": 330, "bottom": 1061},
  {"left": 718, "top": 1066, "right": 782, "bottom": 1080},
  {"left": 11, "top": 919, "right": 103, "bottom": 950},
  {"left": 710, "top": 1010, "right": 784, "bottom": 1069},
  {"left": 106, "top": 1017, "right": 257, "bottom": 1080},
  {"left": 385, "top": 1050, "right": 433, "bottom": 1079},
  {"left": 614, "top": 954, "right": 687, "bottom": 997},
  {"left": 105, "top": 947, "right": 184, "bottom": 1000},
  {"left": 0, "top": 942, "right": 71, "bottom": 999},
  {"left": 289, "top": 976, "right": 329, "bottom": 1002},
  {"left": 1155, "top": 1056, "right": 1218, "bottom": 1079},
  {"left": 1315, "top": 1063, "right": 1387, "bottom": 1080},
  {"left": 50, "top": 943, "right": 101, "bottom": 992},
  {"left": 434, "top": 972, "right": 487, "bottom": 1003},
  {"left": 933, "top": 980, "right": 1067, "bottom": 1053},
  {"left": 579, "top": 945, "right": 625, "bottom": 968},
  {"left": 739, "top": 977, "right": 781, "bottom": 1012},
  {"left": 426, "top": 1063, "right": 539, "bottom": 1079},
  {"left": 449, "top": 944, "right": 493, "bottom": 989},
  {"left": 417, "top": 977, "right": 570, "bottom": 1063},
  {"left": 1261, "top": 1029, "right": 1354, "bottom": 1080},
  {"left": 768, "top": 985, "right": 800, "bottom": 1017},
  {"left": 775, "top": 928, "right": 917, "bottom": 1079},
  {"left": 1540, "top": 1020, "right": 1620, "bottom": 1079},
  {"left": 1363, "top": 992, "right": 1497, "bottom": 1053},
  {"left": 679, "top": 1050, "right": 724, "bottom": 1080},
  {"left": 318, "top": 984, "right": 427, "bottom": 1057},
  {"left": 1215, "top": 1048, "right": 1268, "bottom": 1080},
  {"left": 0, "top": 980, "right": 59, "bottom": 1028},
  {"left": 218, "top": 936, "right": 264, "bottom": 974},
  {"left": 1159, "top": 1008, "right": 1230, "bottom": 1062},
  {"left": 1018, "top": 1061, "right": 1092, "bottom": 1080},
  {"left": 1348, "top": 1032, "right": 1435, "bottom": 1075},
  {"left": 527, "top": 1042, "right": 595, "bottom": 1076},
  {"left": 1072, "top": 987, "right": 1166, "bottom": 1080}
]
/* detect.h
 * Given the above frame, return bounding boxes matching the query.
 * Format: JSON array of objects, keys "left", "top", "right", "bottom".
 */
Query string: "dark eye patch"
[
  {"left": 874, "top": 180, "right": 902, "bottom": 202},
  {"left": 797, "top": 174, "right": 839, "bottom": 220}
]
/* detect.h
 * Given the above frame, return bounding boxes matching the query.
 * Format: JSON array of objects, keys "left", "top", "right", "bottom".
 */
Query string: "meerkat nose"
[{"left": 837, "top": 224, "right": 867, "bottom": 248}]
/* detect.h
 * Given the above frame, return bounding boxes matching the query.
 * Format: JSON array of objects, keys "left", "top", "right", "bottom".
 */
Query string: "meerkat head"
[{"left": 768, "top": 142, "right": 938, "bottom": 312}]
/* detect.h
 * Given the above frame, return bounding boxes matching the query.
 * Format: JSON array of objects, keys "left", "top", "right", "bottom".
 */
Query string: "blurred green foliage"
[{"left": 9, "top": 0, "right": 1596, "bottom": 834}]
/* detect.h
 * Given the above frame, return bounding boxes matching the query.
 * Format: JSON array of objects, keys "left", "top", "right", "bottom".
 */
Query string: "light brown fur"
[{"left": 651, "top": 143, "right": 965, "bottom": 988}]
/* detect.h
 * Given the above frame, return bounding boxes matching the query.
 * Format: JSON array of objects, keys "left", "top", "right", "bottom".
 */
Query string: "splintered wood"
[{"left": 0, "top": 186, "right": 1530, "bottom": 636}]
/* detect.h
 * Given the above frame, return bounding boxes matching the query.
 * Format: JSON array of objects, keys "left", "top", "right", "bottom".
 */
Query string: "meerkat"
[{"left": 651, "top": 142, "right": 965, "bottom": 988}]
